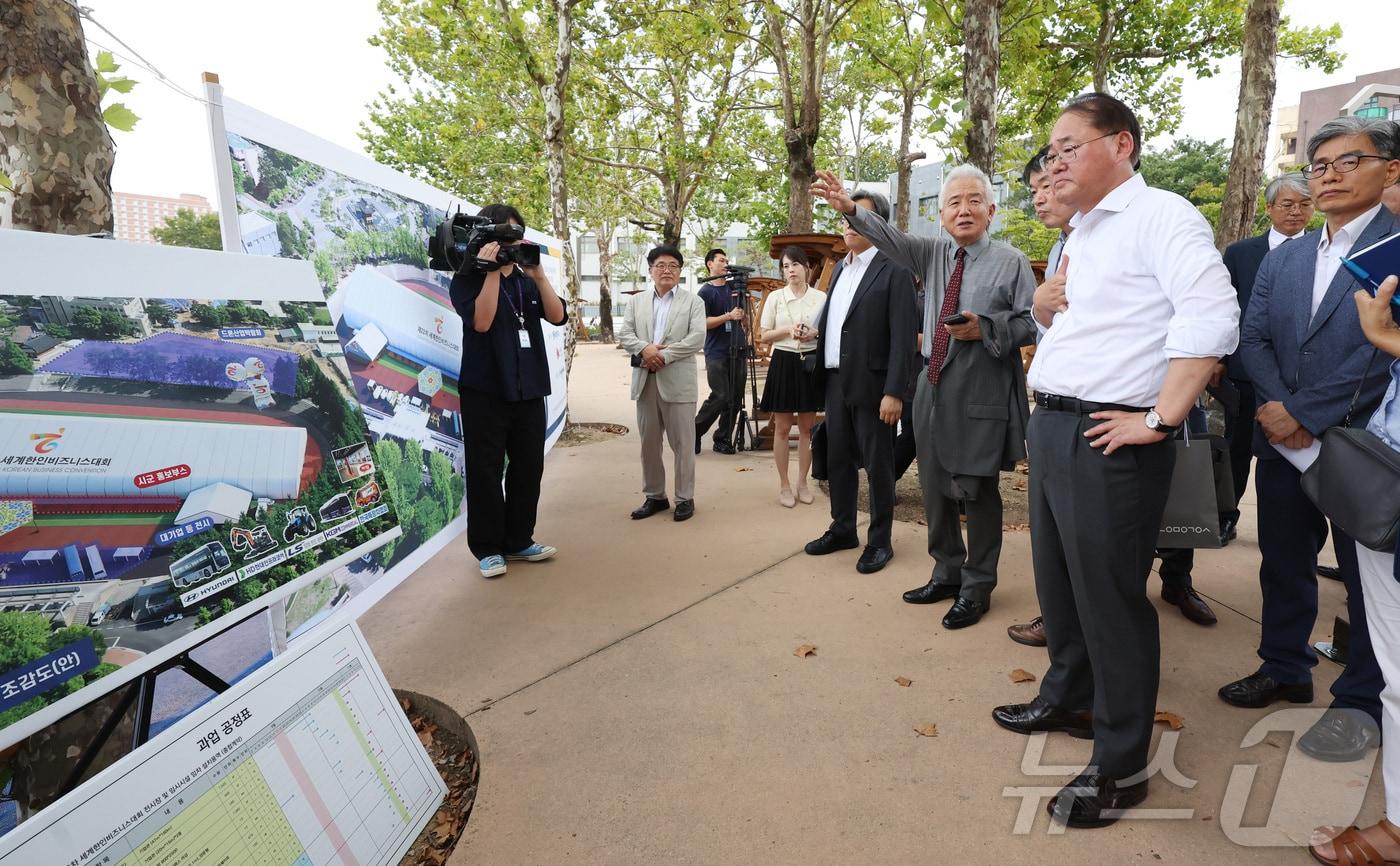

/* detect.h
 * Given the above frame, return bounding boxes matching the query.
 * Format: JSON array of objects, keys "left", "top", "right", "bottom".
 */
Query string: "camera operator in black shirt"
[{"left": 448, "top": 203, "right": 568, "bottom": 579}]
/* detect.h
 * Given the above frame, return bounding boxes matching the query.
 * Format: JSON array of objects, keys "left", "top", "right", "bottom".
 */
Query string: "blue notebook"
[{"left": 1342, "top": 230, "right": 1400, "bottom": 307}]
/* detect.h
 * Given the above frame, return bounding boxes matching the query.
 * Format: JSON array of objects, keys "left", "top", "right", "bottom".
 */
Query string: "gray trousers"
[
  {"left": 636, "top": 376, "right": 696, "bottom": 502},
  {"left": 1029, "top": 407, "right": 1175, "bottom": 781},
  {"left": 913, "top": 376, "right": 1003, "bottom": 604}
]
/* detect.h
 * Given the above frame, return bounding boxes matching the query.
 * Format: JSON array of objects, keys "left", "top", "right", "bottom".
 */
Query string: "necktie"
[{"left": 928, "top": 247, "right": 967, "bottom": 386}]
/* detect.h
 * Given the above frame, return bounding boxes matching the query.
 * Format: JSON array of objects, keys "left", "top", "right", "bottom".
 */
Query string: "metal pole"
[{"left": 202, "top": 72, "right": 243, "bottom": 253}]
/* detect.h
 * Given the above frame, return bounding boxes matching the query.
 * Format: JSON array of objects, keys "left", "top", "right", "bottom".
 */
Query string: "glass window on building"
[{"left": 580, "top": 235, "right": 599, "bottom": 255}]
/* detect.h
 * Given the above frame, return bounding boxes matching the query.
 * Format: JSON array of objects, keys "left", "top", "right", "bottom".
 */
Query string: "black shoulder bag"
[{"left": 1299, "top": 349, "right": 1400, "bottom": 552}]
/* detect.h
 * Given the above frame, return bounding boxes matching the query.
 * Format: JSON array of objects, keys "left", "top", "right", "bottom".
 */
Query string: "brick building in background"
[
  {"left": 1274, "top": 68, "right": 1400, "bottom": 172},
  {"left": 113, "top": 192, "right": 214, "bottom": 245}
]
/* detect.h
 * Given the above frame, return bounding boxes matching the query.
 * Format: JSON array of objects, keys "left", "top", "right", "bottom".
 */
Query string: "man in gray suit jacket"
[
  {"left": 1222, "top": 116, "right": 1399, "bottom": 762},
  {"left": 617, "top": 244, "right": 708, "bottom": 522},
  {"left": 812, "top": 166, "right": 1036, "bottom": 629}
]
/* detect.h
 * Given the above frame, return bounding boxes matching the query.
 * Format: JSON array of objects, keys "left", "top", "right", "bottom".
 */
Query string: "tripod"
[{"left": 720, "top": 265, "right": 762, "bottom": 451}]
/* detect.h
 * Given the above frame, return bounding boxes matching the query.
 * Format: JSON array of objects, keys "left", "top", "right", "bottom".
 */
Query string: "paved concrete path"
[{"left": 363, "top": 343, "right": 1380, "bottom": 864}]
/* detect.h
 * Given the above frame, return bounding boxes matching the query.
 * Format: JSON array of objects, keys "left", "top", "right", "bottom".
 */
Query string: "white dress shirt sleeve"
[{"left": 1149, "top": 198, "right": 1240, "bottom": 360}]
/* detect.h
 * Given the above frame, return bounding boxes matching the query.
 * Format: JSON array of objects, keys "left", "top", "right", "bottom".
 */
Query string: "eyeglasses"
[
  {"left": 1044, "top": 132, "right": 1120, "bottom": 169},
  {"left": 1271, "top": 200, "right": 1312, "bottom": 212},
  {"left": 650, "top": 262, "right": 681, "bottom": 272},
  {"left": 1302, "top": 154, "right": 1390, "bottom": 179}
]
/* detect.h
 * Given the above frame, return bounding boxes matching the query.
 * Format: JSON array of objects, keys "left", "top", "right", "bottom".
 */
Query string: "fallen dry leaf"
[
  {"left": 735, "top": 467, "right": 753, "bottom": 472},
  {"left": 894, "top": 676, "right": 913, "bottom": 687},
  {"left": 418, "top": 727, "right": 435, "bottom": 747},
  {"left": 1154, "top": 711, "right": 1185, "bottom": 730},
  {"left": 1009, "top": 669, "right": 1037, "bottom": 684},
  {"left": 794, "top": 644, "right": 817, "bottom": 658},
  {"left": 913, "top": 723, "right": 939, "bottom": 737}
]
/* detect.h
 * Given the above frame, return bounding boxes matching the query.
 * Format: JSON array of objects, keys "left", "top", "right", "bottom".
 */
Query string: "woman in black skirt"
[{"left": 759, "top": 246, "right": 826, "bottom": 508}]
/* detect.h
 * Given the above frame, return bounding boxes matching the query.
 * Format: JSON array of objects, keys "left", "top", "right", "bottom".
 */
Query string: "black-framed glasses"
[
  {"left": 1302, "top": 154, "right": 1390, "bottom": 179},
  {"left": 1044, "top": 132, "right": 1119, "bottom": 168}
]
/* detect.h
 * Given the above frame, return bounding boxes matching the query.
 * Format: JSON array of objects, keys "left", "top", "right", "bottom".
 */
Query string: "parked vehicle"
[
  {"left": 354, "top": 480, "right": 381, "bottom": 508},
  {"left": 283, "top": 505, "right": 318, "bottom": 542},
  {"left": 169, "top": 542, "right": 232, "bottom": 588},
  {"left": 318, "top": 493, "right": 354, "bottom": 523}
]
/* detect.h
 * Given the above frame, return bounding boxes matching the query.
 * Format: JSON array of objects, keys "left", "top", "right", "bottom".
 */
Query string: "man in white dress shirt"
[{"left": 990, "top": 93, "right": 1239, "bottom": 828}]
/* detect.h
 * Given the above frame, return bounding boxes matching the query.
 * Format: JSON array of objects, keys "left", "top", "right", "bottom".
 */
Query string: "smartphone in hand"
[{"left": 941, "top": 313, "right": 969, "bottom": 326}]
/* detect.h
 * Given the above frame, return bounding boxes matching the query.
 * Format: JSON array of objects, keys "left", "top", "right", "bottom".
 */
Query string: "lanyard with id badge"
[{"left": 501, "top": 274, "right": 531, "bottom": 348}]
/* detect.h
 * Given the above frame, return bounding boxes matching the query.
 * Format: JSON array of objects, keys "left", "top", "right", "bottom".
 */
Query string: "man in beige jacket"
[{"left": 618, "top": 244, "right": 707, "bottom": 521}]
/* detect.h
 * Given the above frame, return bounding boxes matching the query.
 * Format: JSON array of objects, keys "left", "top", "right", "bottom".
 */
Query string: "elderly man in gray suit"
[
  {"left": 618, "top": 244, "right": 708, "bottom": 522},
  {"left": 812, "top": 166, "right": 1036, "bottom": 629}
]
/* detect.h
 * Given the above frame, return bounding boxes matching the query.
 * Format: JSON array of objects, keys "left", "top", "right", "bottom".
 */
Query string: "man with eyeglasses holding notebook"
[
  {"left": 990, "top": 93, "right": 1239, "bottom": 828},
  {"left": 1220, "top": 116, "right": 1400, "bottom": 768}
]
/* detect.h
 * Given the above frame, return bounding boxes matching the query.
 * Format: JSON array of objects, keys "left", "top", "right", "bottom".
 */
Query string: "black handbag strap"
[{"left": 1343, "top": 347, "right": 1382, "bottom": 428}]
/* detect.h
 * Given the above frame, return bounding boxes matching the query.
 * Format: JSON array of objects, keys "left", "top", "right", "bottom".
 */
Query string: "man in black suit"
[
  {"left": 803, "top": 190, "right": 919, "bottom": 574},
  {"left": 1217, "top": 172, "right": 1313, "bottom": 544}
]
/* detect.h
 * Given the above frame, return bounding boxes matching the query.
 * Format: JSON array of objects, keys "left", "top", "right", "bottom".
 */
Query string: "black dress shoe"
[
  {"left": 941, "top": 597, "right": 987, "bottom": 629},
  {"left": 673, "top": 499, "right": 695, "bottom": 521},
  {"left": 804, "top": 531, "right": 860, "bottom": 556},
  {"left": 712, "top": 441, "right": 736, "bottom": 455},
  {"left": 991, "top": 696, "right": 1093, "bottom": 739},
  {"left": 1217, "top": 672, "right": 1313, "bottom": 708},
  {"left": 1219, "top": 518, "right": 1238, "bottom": 546},
  {"left": 1318, "top": 564, "right": 1343, "bottom": 581},
  {"left": 630, "top": 497, "right": 670, "bottom": 520},
  {"left": 856, "top": 546, "right": 893, "bottom": 574},
  {"left": 1160, "top": 585, "right": 1217, "bottom": 625},
  {"left": 1047, "top": 772, "right": 1149, "bottom": 828},
  {"left": 902, "top": 579, "right": 960, "bottom": 604},
  {"left": 1297, "top": 707, "right": 1381, "bottom": 762}
]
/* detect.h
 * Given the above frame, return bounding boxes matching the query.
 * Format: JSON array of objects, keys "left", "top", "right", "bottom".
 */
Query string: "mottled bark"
[
  {"left": 595, "top": 221, "right": 617, "bottom": 342},
  {"left": 0, "top": 0, "right": 115, "bottom": 233},
  {"left": 962, "top": 0, "right": 1001, "bottom": 175},
  {"left": 768, "top": 0, "right": 842, "bottom": 234},
  {"left": 1216, "top": 0, "right": 1279, "bottom": 250},
  {"left": 1091, "top": 3, "right": 1116, "bottom": 92},
  {"left": 894, "top": 91, "right": 925, "bottom": 232}
]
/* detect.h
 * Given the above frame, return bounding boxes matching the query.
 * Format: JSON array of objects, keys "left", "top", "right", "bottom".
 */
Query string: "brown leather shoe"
[
  {"left": 1161, "top": 586, "right": 1217, "bottom": 626},
  {"left": 1008, "top": 616, "right": 1047, "bottom": 647}
]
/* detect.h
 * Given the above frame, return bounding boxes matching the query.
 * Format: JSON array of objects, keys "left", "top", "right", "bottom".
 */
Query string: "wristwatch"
[{"left": 1144, "top": 408, "right": 1180, "bottom": 436}]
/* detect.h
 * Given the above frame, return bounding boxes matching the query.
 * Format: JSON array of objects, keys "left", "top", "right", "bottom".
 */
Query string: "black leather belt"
[{"left": 1033, "top": 392, "right": 1151, "bottom": 414}]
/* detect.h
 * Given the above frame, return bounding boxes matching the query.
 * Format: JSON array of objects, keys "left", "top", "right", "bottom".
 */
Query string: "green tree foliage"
[
  {"left": 145, "top": 301, "right": 176, "bottom": 327},
  {"left": 1140, "top": 137, "right": 1231, "bottom": 203},
  {"left": 71, "top": 305, "right": 134, "bottom": 339},
  {"left": 0, "top": 336, "right": 34, "bottom": 374},
  {"left": 40, "top": 322, "right": 71, "bottom": 340},
  {"left": 994, "top": 209, "right": 1063, "bottom": 263},
  {"left": 93, "top": 51, "right": 139, "bottom": 133},
  {"left": 152, "top": 208, "right": 222, "bottom": 250},
  {"left": 190, "top": 302, "right": 227, "bottom": 328},
  {"left": 0, "top": 612, "right": 110, "bottom": 728}
]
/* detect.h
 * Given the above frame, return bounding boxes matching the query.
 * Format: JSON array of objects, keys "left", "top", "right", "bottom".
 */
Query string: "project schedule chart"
[{"left": 0, "top": 623, "right": 445, "bottom": 866}]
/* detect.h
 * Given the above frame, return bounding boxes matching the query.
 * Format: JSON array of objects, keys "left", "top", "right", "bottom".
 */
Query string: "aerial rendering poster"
[
  {"left": 0, "top": 232, "right": 404, "bottom": 829},
  {"left": 219, "top": 97, "right": 569, "bottom": 614}
]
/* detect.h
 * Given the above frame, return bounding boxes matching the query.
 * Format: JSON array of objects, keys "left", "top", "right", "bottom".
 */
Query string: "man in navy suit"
[
  {"left": 1222, "top": 116, "right": 1400, "bottom": 762},
  {"left": 1217, "top": 173, "right": 1313, "bottom": 544}
]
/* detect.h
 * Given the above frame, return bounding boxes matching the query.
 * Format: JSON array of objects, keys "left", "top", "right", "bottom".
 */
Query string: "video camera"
[{"left": 428, "top": 211, "right": 541, "bottom": 273}]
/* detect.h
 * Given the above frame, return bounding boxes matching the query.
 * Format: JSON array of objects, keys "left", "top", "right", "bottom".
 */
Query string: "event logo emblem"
[
  {"left": 434, "top": 316, "right": 444, "bottom": 335},
  {"left": 30, "top": 428, "right": 65, "bottom": 454}
]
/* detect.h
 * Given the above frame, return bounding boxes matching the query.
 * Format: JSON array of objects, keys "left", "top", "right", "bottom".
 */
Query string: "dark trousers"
[
  {"left": 892, "top": 398, "right": 916, "bottom": 480},
  {"left": 824, "top": 369, "right": 896, "bottom": 549},
  {"left": 1254, "top": 457, "right": 1383, "bottom": 721},
  {"left": 1222, "top": 379, "right": 1258, "bottom": 523},
  {"left": 915, "top": 377, "right": 1002, "bottom": 603},
  {"left": 1156, "top": 547, "right": 1193, "bottom": 592},
  {"left": 1030, "top": 408, "right": 1176, "bottom": 780},
  {"left": 695, "top": 355, "right": 737, "bottom": 445},
  {"left": 462, "top": 389, "right": 546, "bottom": 560}
]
